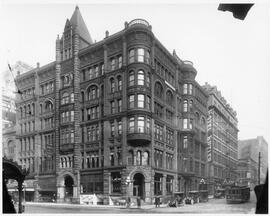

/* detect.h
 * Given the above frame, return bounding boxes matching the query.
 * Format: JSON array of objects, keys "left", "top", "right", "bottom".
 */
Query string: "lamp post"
[{"left": 125, "top": 176, "right": 131, "bottom": 208}]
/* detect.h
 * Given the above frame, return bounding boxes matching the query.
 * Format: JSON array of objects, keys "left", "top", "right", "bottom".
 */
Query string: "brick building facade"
[{"left": 15, "top": 6, "right": 208, "bottom": 203}]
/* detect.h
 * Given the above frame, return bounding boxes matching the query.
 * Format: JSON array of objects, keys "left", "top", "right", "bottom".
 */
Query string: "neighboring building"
[
  {"left": 2, "top": 61, "right": 33, "bottom": 129},
  {"left": 202, "top": 83, "right": 239, "bottom": 194},
  {"left": 237, "top": 157, "right": 257, "bottom": 189},
  {"left": 2, "top": 61, "right": 33, "bottom": 159},
  {"left": 238, "top": 136, "right": 268, "bottom": 185},
  {"left": 15, "top": 6, "right": 208, "bottom": 203}
]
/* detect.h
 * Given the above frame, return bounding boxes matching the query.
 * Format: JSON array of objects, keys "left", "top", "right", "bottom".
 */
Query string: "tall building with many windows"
[
  {"left": 15, "top": 6, "right": 208, "bottom": 203},
  {"left": 238, "top": 136, "right": 268, "bottom": 187},
  {"left": 202, "top": 83, "right": 238, "bottom": 194}
]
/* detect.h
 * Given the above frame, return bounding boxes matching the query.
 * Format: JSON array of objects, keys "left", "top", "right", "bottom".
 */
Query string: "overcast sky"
[{"left": 1, "top": 0, "right": 270, "bottom": 144}]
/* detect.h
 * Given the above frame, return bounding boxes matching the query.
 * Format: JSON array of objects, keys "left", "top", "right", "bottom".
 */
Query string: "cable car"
[{"left": 226, "top": 186, "right": 250, "bottom": 204}]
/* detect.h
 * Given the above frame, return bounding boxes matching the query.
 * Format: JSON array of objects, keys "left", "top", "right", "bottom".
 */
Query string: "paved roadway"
[{"left": 24, "top": 191, "right": 257, "bottom": 214}]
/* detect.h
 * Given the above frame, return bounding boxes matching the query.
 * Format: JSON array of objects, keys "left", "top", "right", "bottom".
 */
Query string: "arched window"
[
  {"left": 39, "top": 104, "right": 42, "bottom": 114},
  {"left": 110, "top": 153, "right": 114, "bottom": 166},
  {"left": 196, "top": 112, "right": 200, "bottom": 123},
  {"left": 142, "top": 151, "right": 149, "bottom": 165},
  {"left": 137, "top": 150, "right": 142, "bottom": 165},
  {"left": 201, "top": 117, "right": 206, "bottom": 125},
  {"left": 128, "top": 49, "right": 135, "bottom": 63},
  {"left": 129, "top": 71, "right": 135, "bottom": 86},
  {"left": 137, "top": 70, "right": 145, "bottom": 85},
  {"left": 45, "top": 101, "right": 53, "bottom": 112},
  {"left": 62, "top": 92, "right": 69, "bottom": 104},
  {"left": 183, "top": 100, "right": 188, "bottom": 112},
  {"left": 166, "top": 90, "right": 173, "bottom": 106},
  {"left": 154, "top": 82, "right": 163, "bottom": 99},
  {"left": 32, "top": 103, "right": 35, "bottom": 115},
  {"left": 110, "top": 78, "right": 115, "bottom": 93},
  {"left": 117, "top": 76, "right": 122, "bottom": 91},
  {"left": 189, "top": 100, "right": 193, "bottom": 111}
]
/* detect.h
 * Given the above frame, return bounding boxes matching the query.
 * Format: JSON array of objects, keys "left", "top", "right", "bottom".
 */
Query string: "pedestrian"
[
  {"left": 155, "top": 196, "right": 158, "bottom": 208},
  {"left": 157, "top": 196, "right": 160, "bottom": 207},
  {"left": 137, "top": 197, "right": 141, "bottom": 208},
  {"left": 126, "top": 197, "right": 130, "bottom": 208}
]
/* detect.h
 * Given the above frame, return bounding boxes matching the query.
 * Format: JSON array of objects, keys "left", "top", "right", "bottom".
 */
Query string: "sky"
[{"left": 1, "top": 0, "right": 270, "bottom": 144}]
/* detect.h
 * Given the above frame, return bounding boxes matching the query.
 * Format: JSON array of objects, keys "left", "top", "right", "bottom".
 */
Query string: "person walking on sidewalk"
[{"left": 137, "top": 197, "right": 141, "bottom": 208}]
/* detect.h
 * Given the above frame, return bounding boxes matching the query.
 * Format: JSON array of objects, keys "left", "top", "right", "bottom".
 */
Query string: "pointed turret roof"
[{"left": 70, "top": 6, "right": 93, "bottom": 44}]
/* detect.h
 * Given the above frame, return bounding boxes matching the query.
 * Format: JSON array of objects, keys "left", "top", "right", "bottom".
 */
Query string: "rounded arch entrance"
[
  {"left": 57, "top": 171, "right": 77, "bottom": 202},
  {"left": 64, "top": 175, "right": 74, "bottom": 198},
  {"left": 132, "top": 173, "right": 145, "bottom": 198}
]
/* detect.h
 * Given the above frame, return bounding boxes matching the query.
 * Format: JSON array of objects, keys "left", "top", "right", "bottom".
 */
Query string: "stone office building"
[
  {"left": 202, "top": 83, "right": 239, "bottom": 194},
  {"left": 15, "top": 6, "right": 208, "bottom": 203}
]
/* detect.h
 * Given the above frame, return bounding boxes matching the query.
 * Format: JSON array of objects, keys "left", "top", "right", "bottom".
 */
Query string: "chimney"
[
  {"left": 17, "top": 70, "right": 20, "bottom": 76},
  {"left": 37, "top": 62, "right": 40, "bottom": 68},
  {"left": 105, "top": 30, "right": 109, "bottom": 38}
]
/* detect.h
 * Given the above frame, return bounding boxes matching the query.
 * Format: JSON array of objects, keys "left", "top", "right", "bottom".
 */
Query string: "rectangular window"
[
  {"left": 138, "top": 116, "right": 145, "bottom": 133},
  {"left": 94, "top": 65, "right": 99, "bottom": 77},
  {"left": 70, "top": 111, "right": 74, "bottom": 121},
  {"left": 118, "top": 120, "right": 122, "bottom": 135},
  {"left": 183, "top": 136, "right": 188, "bottom": 148},
  {"left": 89, "top": 68, "right": 94, "bottom": 79},
  {"left": 183, "top": 84, "right": 188, "bottom": 94},
  {"left": 183, "top": 119, "right": 188, "bottom": 129},
  {"left": 110, "top": 58, "right": 116, "bottom": 70},
  {"left": 111, "top": 122, "right": 115, "bottom": 137},
  {"left": 118, "top": 56, "right": 122, "bottom": 68},
  {"left": 101, "top": 63, "right": 104, "bottom": 75},
  {"left": 128, "top": 49, "right": 135, "bottom": 63},
  {"left": 129, "top": 117, "right": 135, "bottom": 133},
  {"left": 111, "top": 101, "right": 115, "bottom": 114},
  {"left": 137, "top": 48, "right": 144, "bottom": 62},
  {"left": 129, "top": 95, "right": 134, "bottom": 109},
  {"left": 117, "top": 99, "right": 122, "bottom": 112},
  {"left": 138, "top": 94, "right": 145, "bottom": 108}
]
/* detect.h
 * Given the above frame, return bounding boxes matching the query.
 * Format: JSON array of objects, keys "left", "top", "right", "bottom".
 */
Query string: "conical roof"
[{"left": 70, "top": 6, "right": 93, "bottom": 44}]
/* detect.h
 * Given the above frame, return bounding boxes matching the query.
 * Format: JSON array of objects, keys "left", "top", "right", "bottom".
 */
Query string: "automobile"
[
  {"left": 199, "top": 190, "right": 209, "bottom": 202},
  {"left": 214, "top": 188, "right": 226, "bottom": 199}
]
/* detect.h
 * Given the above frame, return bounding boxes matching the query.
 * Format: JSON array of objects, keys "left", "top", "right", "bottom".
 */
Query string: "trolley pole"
[{"left": 258, "top": 152, "right": 261, "bottom": 185}]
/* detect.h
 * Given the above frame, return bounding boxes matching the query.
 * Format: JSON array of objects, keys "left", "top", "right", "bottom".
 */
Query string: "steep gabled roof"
[{"left": 70, "top": 6, "right": 93, "bottom": 44}]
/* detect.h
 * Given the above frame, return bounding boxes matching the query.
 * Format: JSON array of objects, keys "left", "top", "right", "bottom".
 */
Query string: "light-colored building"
[
  {"left": 238, "top": 136, "right": 268, "bottom": 185},
  {"left": 202, "top": 83, "right": 239, "bottom": 194}
]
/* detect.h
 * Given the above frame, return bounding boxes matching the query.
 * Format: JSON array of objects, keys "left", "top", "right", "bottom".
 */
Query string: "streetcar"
[{"left": 226, "top": 186, "right": 250, "bottom": 204}]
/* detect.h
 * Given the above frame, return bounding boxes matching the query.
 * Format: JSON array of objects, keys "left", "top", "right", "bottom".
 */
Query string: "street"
[{"left": 24, "top": 191, "right": 257, "bottom": 214}]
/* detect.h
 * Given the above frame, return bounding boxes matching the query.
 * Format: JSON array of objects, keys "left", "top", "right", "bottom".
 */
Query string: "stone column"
[
  {"left": 18, "top": 181, "right": 23, "bottom": 213},
  {"left": 162, "top": 174, "right": 166, "bottom": 197}
]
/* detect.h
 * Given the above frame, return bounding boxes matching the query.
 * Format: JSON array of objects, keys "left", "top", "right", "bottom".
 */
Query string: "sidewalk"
[{"left": 25, "top": 202, "right": 167, "bottom": 210}]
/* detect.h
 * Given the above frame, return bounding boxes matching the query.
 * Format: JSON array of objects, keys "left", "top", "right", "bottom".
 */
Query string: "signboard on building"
[{"left": 80, "top": 194, "right": 99, "bottom": 205}]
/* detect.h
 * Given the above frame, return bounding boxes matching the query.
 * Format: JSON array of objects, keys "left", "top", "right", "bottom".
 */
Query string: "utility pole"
[{"left": 258, "top": 152, "right": 261, "bottom": 184}]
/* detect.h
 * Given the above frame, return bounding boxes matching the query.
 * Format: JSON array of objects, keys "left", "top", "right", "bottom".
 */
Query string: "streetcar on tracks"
[{"left": 226, "top": 186, "right": 250, "bottom": 204}]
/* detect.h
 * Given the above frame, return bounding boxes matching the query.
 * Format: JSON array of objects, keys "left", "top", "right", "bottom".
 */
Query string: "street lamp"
[{"left": 125, "top": 176, "right": 131, "bottom": 208}]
